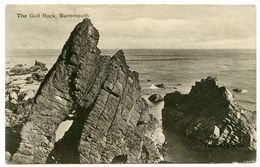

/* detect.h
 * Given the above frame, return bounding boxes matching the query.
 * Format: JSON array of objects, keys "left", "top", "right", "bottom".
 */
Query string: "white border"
[
  {"left": 0, "top": 1, "right": 259, "bottom": 167},
  {"left": 1, "top": 0, "right": 260, "bottom": 4}
]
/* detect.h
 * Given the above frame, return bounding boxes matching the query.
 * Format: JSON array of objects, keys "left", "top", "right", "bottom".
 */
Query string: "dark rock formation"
[
  {"left": 148, "top": 94, "right": 163, "bottom": 103},
  {"left": 25, "top": 76, "right": 35, "bottom": 84},
  {"left": 29, "top": 61, "right": 48, "bottom": 72},
  {"left": 233, "top": 88, "right": 248, "bottom": 93},
  {"left": 8, "top": 61, "right": 48, "bottom": 76},
  {"left": 5, "top": 86, "right": 35, "bottom": 113},
  {"left": 31, "top": 72, "right": 46, "bottom": 81},
  {"left": 5, "top": 69, "right": 39, "bottom": 161},
  {"left": 8, "top": 64, "right": 30, "bottom": 76},
  {"left": 111, "top": 154, "right": 128, "bottom": 163},
  {"left": 155, "top": 84, "right": 165, "bottom": 89},
  {"left": 233, "top": 88, "right": 239, "bottom": 92},
  {"left": 6, "top": 77, "right": 12, "bottom": 86},
  {"left": 162, "top": 77, "right": 256, "bottom": 152},
  {"left": 5, "top": 86, "right": 35, "bottom": 159},
  {"left": 26, "top": 80, "right": 34, "bottom": 84},
  {"left": 5, "top": 86, "right": 20, "bottom": 111},
  {"left": 9, "top": 18, "right": 164, "bottom": 164}
]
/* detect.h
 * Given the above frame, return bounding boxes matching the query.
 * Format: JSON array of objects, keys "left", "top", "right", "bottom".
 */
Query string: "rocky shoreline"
[{"left": 5, "top": 18, "right": 256, "bottom": 163}]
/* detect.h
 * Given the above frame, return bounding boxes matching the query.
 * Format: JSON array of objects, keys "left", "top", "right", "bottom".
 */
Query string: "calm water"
[
  {"left": 6, "top": 49, "right": 256, "bottom": 162},
  {"left": 6, "top": 49, "right": 256, "bottom": 110}
]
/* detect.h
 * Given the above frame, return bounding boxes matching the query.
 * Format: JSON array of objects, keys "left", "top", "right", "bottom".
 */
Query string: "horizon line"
[{"left": 6, "top": 48, "right": 256, "bottom": 50}]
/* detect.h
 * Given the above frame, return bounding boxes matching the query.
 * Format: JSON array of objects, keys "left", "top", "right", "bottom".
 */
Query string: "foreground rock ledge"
[
  {"left": 10, "top": 18, "right": 164, "bottom": 164},
  {"left": 162, "top": 77, "right": 256, "bottom": 153}
]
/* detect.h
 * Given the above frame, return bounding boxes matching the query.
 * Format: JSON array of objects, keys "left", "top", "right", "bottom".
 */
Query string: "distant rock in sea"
[
  {"left": 8, "top": 18, "right": 164, "bottom": 164},
  {"left": 154, "top": 83, "right": 166, "bottom": 89},
  {"left": 233, "top": 88, "right": 248, "bottom": 93},
  {"left": 148, "top": 83, "right": 166, "bottom": 90},
  {"left": 162, "top": 76, "right": 256, "bottom": 152},
  {"left": 8, "top": 61, "right": 48, "bottom": 76},
  {"left": 8, "top": 64, "right": 31, "bottom": 76}
]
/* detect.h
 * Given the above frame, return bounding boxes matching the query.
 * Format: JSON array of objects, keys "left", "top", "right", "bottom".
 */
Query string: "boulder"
[
  {"left": 29, "top": 61, "right": 48, "bottom": 72},
  {"left": 5, "top": 86, "right": 21, "bottom": 112},
  {"left": 18, "top": 89, "right": 35, "bottom": 101},
  {"left": 162, "top": 76, "right": 256, "bottom": 152},
  {"left": 25, "top": 80, "right": 34, "bottom": 84},
  {"left": 25, "top": 76, "right": 32, "bottom": 81},
  {"left": 233, "top": 88, "right": 248, "bottom": 93},
  {"left": 7, "top": 61, "right": 48, "bottom": 76},
  {"left": 148, "top": 94, "right": 164, "bottom": 103},
  {"left": 212, "top": 125, "right": 220, "bottom": 139},
  {"left": 10, "top": 18, "right": 164, "bottom": 164},
  {"left": 6, "top": 77, "right": 12, "bottom": 86},
  {"left": 25, "top": 76, "right": 34, "bottom": 84},
  {"left": 5, "top": 85, "right": 35, "bottom": 113},
  {"left": 8, "top": 65, "right": 30, "bottom": 76},
  {"left": 5, "top": 108, "right": 29, "bottom": 127},
  {"left": 31, "top": 72, "right": 46, "bottom": 81},
  {"left": 155, "top": 84, "right": 165, "bottom": 89}
]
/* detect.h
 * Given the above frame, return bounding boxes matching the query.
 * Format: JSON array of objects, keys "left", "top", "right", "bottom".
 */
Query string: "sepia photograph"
[{"left": 4, "top": 4, "right": 256, "bottom": 164}]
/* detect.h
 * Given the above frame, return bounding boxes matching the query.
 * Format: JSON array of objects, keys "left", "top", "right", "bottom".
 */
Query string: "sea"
[{"left": 6, "top": 49, "right": 256, "bottom": 163}]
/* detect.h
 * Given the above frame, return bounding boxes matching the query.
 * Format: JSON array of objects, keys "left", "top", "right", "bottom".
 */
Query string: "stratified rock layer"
[
  {"left": 10, "top": 18, "right": 164, "bottom": 164},
  {"left": 162, "top": 77, "right": 256, "bottom": 152}
]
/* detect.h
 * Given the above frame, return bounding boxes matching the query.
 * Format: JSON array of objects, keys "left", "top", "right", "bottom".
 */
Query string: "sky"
[{"left": 6, "top": 5, "right": 256, "bottom": 49}]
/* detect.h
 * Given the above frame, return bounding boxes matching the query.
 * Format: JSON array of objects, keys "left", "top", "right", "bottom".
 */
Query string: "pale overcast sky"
[{"left": 6, "top": 5, "right": 256, "bottom": 49}]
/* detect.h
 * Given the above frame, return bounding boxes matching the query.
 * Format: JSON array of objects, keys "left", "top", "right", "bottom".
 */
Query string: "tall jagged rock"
[
  {"left": 10, "top": 18, "right": 164, "bottom": 164},
  {"left": 162, "top": 77, "right": 256, "bottom": 152}
]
